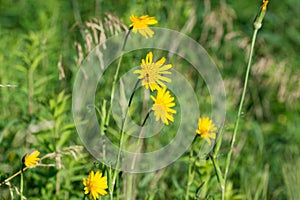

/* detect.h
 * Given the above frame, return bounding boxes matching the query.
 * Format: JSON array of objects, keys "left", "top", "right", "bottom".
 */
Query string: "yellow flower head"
[
  {"left": 134, "top": 52, "right": 172, "bottom": 91},
  {"left": 151, "top": 87, "right": 176, "bottom": 125},
  {"left": 261, "top": 0, "right": 269, "bottom": 11},
  {"left": 24, "top": 150, "right": 40, "bottom": 168},
  {"left": 83, "top": 171, "right": 108, "bottom": 200},
  {"left": 196, "top": 117, "right": 217, "bottom": 145},
  {"left": 129, "top": 15, "right": 158, "bottom": 38}
]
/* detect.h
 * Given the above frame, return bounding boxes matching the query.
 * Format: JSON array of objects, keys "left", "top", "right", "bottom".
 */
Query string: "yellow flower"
[
  {"left": 196, "top": 117, "right": 217, "bottom": 145},
  {"left": 24, "top": 150, "right": 40, "bottom": 168},
  {"left": 83, "top": 171, "right": 108, "bottom": 200},
  {"left": 261, "top": 0, "right": 269, "bottom": 11},
  {"left": 151, "top": 87, "right": 176, "bottom": 125},
  {"left": 134, "top": 52, "right": 172, "bottom": 91},
  {"left": 129, "top": 15, "right": 158, "bottom": 38}
]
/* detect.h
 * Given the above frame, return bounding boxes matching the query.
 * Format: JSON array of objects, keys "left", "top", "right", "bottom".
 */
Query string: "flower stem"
[
  {"left": 104, "top": 29, "right": 131, "bottom": 130},
  {"left": 20, "top": 170, "right": 23, "bottom": 200},
  {"left": 109, "top": 29, "right": 131, "bottom": 198},
  {"left": 224, "top": 28, "right": 258, "bottom": 198},
  {"left": 223, "top": 2, "right": 268, "bottom": 198},
  {"left": 130, "top": 109, "right": 152, "bottom": 171},
  {"left": 212, "top": 128, "right": 224, "bottom": 157},
  {"left": 108, "top": 166, "right": 113, "bottom": 200},
  {"left": 209, "top": 154, "right": 225, "bottom": 199},
  {"left": 112, "top": 81, "right": 145, "bottom": 200},
  {"left": 210, "top": 128, "right": 225, "bottom": 199},
  {"left": 126, "top": 101, "right": 151, "bottom": 200},
  {"left": 0, "top": 152, "right": 56, "bottom": 187},
  {"left": 128, "top": 80, "right": 141, "bottom": 108},
  {"left": 0, "top": 167, "right": 29, "bottom": 187},
  {"left": 185, "top": 143, "right": 194, "bottom": 200}
]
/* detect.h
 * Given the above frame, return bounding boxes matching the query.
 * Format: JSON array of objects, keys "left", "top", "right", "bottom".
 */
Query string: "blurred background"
[{"left": 0, "top": 0, "right": 299, "bottom": 199}]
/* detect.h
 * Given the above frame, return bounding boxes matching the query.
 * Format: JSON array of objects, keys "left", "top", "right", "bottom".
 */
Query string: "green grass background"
[{"left": 1, "top": 0, "right": 300, "bottom": 199}]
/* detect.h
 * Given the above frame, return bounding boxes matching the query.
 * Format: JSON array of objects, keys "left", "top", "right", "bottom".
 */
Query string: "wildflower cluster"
[
  {"left": 80, "top": 13, "right": 217, "bottom": 199},
  {"left": 134, "top": 51, "right": 176, "bottom": 125},
  {"left": 127, "top": 14, "right": 176, "bottom": 126},
  {"left": 129, "top": 14, "right": 217, "bottom": 144}
]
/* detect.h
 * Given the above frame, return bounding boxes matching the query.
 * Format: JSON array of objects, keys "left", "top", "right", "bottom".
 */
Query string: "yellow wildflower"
[
  {"left": 261, "top": 0, "right": 269, "bottom": 11},
  {"left": 134, "top": 52, "right": 172, "bottom": 91},
  {"left": 83, "top": 171, "right": 108, "bottom": 200},
  {"left": 24, "top": 150, "right": 40, "bottom": 168},
  {"left": 151, "top": 87, "right": 176, "bottom": 125},
  {"left": 196, "top": 117, "right": 217, "bottom": 145},
  {"left": 129, "top": 15, "right": 158, "bottom": 38}
]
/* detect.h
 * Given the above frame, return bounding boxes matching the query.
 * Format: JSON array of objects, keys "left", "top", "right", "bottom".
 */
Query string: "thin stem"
[
  {"left": 111, "top": 116, "right": 127, "bottom": 187},
  {"left": 128, "top": 80, "right": 141, "bottom": 108},
  {"left": 116, "top": 173, "right": 120, "bottom": 200},
  {"left": 141, "top": 110, "right": 151, "bottom": 127},
  {"left": 20, "top": 170, "right": 23, "bottom": 200},
  {"left": 104, "top": 29, "right": 131, "bottom": 131},
  {"left": 109, "top": 30, "right": 132, "bottom": 197},
  {"left": 223, "top": 1, "right": 268, "bottom": 198},
  {"left": 0, "top": 167, "right": 28, "bottom": 187},
  {"left": 185, "top": 144, "right": 194, "bottom": 200},
  {"left": 100, "top": 100, "right": 107, "bottom": 161},
  {"left": 95, "top": 0, "right": 101, "bottom": 17},
  {"left": 126, "top": 93, "right": 151, "bottom": 200},
  {"left": 209, "top": 154, "right": 225, "bottom": 199},
  {"left": 212, "top": 128, "right": 224, "bottom": 157},
  {"left": 224, "top": 27, "right": 258, "bottom": 185},
  {"left": 211, "top": 128, "right": 225, "bottom": 198},
  {"left": 108, "top": 166, "right": 113, "bottom": 200},
  {"left": 72, "top": 0, "right": 85, "bottom": 38},
  {"left": 111, "top": 81, "right": 142, "bottom": 188},
  {"left": 0, "top": 152, "right": 57, "bottom": 187},
  {"left": 130, "top": 109, "right": 152, "bottom": 171},
  {"left": 27, "top": 68, "right": 33, "bottom": 116},
  {"left": 223, "top": 30, "right": 258, "bottom": 198}
]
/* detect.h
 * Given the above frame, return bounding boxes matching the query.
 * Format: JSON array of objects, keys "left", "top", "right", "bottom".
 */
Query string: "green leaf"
[{"left": 57, "top": 130, "right": 73, "bottom": 147}]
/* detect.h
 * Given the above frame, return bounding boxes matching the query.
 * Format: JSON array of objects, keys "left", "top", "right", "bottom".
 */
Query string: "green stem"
[
  {"left": 223, "top": 28, "right": 258, "bottom": 199},
  {"left": 71, "top": 0, "right": 85, "bottom": 38},
  {"left": 185, "top": 144, "right": 194, "bottom": 200},
  {"left": 126, "top": 93, "right": 151, "bottom": 200},
  {"left": 223, "top": 2, "right": 267, "bottom": 198},
  {"left": 100, "top": 100, "right": 107, "bottom": 161},
  {"left": 112, "top": 80, "right": 143, "bottom": 200},
  {"left": 108, "top": 166, "right": 113, "bottom": 200},
  {"left": 107, "top": 29, "right": 131, "bottom": 198},
  {"left": 211, "top": 128, "right": 225, "bottom": 198},
  {"left": 128, "top": 80, "right": 141, "bottom": 108},
  {"left": 27, "top": 67, "right": 33, "bottom": 116},
  {"left": 0, "top": 167, "right": 29, "bottom": 187},
  {"left": 209, "top": 154, "right": 225, "bottom": 199},
  {"left": 126, "top": 174, "right": 134, "bottom": 200},
  {"left": 104, "top": 29, "right": 131, "bottom": 130},
  {"left": 130, "top": 110, "right": 152, "bottom": 171},
  {"left": 224, "top": 26, "right": 258, "bottom": 184},
  {"left": 111, "top": 115, "right": 126, "bottom": 188},
  {"left": 212, "top": 127, "right": 224, "bottom": 157},
  {"left": 20, "top": 171, "right": 23, "bottom": 200}
]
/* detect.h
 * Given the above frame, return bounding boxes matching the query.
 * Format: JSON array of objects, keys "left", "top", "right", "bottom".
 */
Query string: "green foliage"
[{"left": 0, "top": 0, "right": 299, "bottom": 199}]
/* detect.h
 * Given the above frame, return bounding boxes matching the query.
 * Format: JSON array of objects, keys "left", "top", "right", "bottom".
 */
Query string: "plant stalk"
[
  {"left": 185, "top": 144, "right": 194, "bottom": 200},
  {"left": 223, "top": 1, "right": 268, "bottom": 198},
  {"left": 20, "top": 170, "right": 23, "bottom": 200},
  {"left": 109, "top": 29, "right": 132, "bottom": 198}
]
